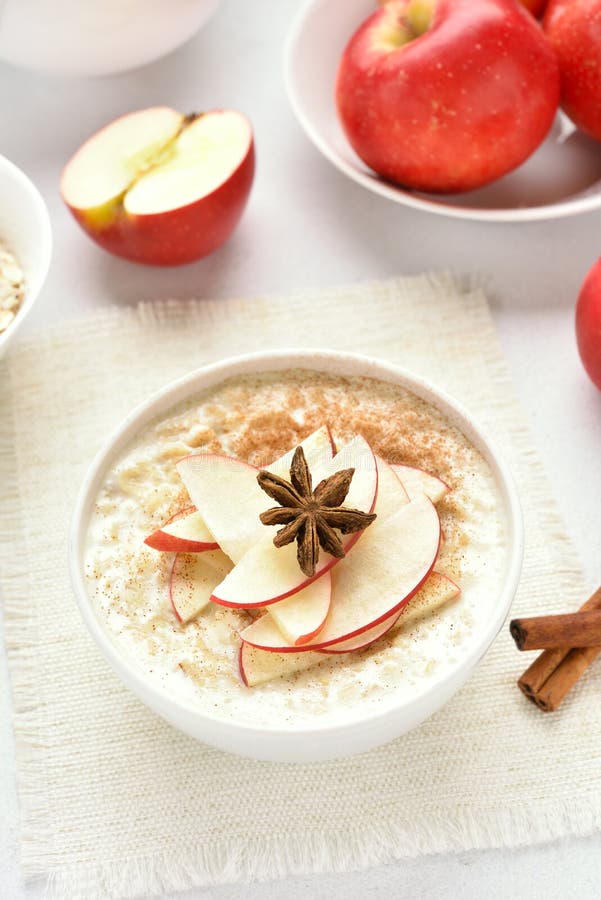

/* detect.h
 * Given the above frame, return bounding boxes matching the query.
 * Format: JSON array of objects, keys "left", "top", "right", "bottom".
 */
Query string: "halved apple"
[
  {"left": 240, "top": 494, "right": 440, "bottom": 649},
  {"left": 210, "top": 436, "right": 378, "bottom": 608},
  {"left": 267, "top": 572, "right": 332, "bottom": 646},
  {"left": 392, "top": 464, "right": 449, "bottom": 504},
  {"left": 176, "top": 426, "right": 335, "bottom": 564},
  {"left": 145, "top": 506, "right": 219, "bottom": 552},
  {"left": 61, "top": 107, "right": 255, "bottom": 266},
  {"left": 169, "top": 550, "right": 232, "bottom": 623}
]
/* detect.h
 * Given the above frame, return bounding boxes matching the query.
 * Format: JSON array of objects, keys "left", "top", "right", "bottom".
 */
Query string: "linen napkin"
[{"left": 1, "top": 274, "right": 599, "bottom": 900}]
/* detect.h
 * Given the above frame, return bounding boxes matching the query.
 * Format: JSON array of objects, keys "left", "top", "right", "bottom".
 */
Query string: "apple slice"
[
  {"left": 176, "top": 426, "right": 335, "bottom": 564},
  {"left": 391, "top": 464, "right": 449, "bottom": 504},
  {"left": 145, "top": 506, "right": 219, "bottom": 552},
  {"left": 322, "top": 571, "right": 459, "bottom": 653},
  {"left": 211, "top": 436, "right": 378, "bottom": 608},
  {"left": 238, "top": 642, "right": 325, "bottom": 688},
  {"left": 267, "top": 425, "right": 335, "bottom": 477},
  {"left": 238, "top": 571, "right": 460, "bottom": 685},
  {"left": 175, "top": 454, "right": 260, "bottom": 564},
  {"left": 375, "top": 456, "right": 409, "bottom": 517},
  {"left": 319, "top": 608, "right": 402, "bottom": 654},
  {"left": 61, "top": 107, "right": 255, "bottom": 266},
  {"left": 267, "top": 572, "right": 332, "bottom": 646},
  {"left": 394, "top": 571, "right": 460, "bottom": 630},
  {"left": 169, "top": 550, "right": 232, "bottom": 624},
  {"left": 240, "top": 495, "right": 440, "bottom": 649}
]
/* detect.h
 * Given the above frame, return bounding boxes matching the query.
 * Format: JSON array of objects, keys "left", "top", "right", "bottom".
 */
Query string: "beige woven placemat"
[{"left": 1, "top": 274, "right": 599, "bottom": 900}]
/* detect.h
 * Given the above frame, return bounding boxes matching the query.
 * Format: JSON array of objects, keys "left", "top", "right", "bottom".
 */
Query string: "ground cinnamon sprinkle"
[{"left": 226, "top": 372, "right": 465, "bottom": 481}]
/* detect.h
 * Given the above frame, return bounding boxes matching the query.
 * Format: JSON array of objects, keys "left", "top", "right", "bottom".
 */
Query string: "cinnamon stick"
[
  {"left": 517, "top": 586, "right": 601, "bottom": 712},
  {"left": 533, "top": 647, "right": 601, "bottom": 712},
  {"left": 510, "top": 610, "right": 601, "bottom": 650}
]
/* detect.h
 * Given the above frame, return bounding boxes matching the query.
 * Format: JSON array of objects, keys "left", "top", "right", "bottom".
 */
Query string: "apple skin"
[
  {"left": 543, "top": 0, "right": 601, "bottom": 141},
  {"left": 575, "top": 258, "right": 601, "bottom": 390},
  {"left": 519, "top": 0, "right": 548, "bottom": 16},
  {"left": 336, "top": 0, "right": 560, "bottom": 193}
]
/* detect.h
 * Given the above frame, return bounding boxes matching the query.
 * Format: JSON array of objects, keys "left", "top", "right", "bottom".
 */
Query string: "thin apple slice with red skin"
[
  {"left": 394, "top": 571, "right": 460, "bottom": 631},
  {"left": 145, "top": 507, "right": 219, "bottom": 552},
  {"left": 61, "top": 108, "right": 255, "bottom": 266},
  {"left": 240, "top": 494, "right": 440, "bottom": 649},
  {"left": 391, "top": 464, "right": 449, "bottom": 504},
  {"left": 169, "top": 550, "right": 232, "bottom": 624},
  {"left": 176, "top": 426, "right": 335, "bottom": 565},
  {"left": 238, "top": 642, "right": 325, "bottom": 688},
  {"left": 375, "top": 456, "right": 409, "bottom": 516},
  {"left": 211, "top": 436, "right": 378, "bottom": 608},
  {"left": 176, "top": 454, "right": 258, "bottom": 563},
  {"left": 319, "top": 608, "right": 402, "bottom": 654},
  {"left": 238, "top": 571, "right": 460, "bottom": 685},
  {"left": 321, "top": 571, "right": 459, "bottom": 653},
  {"left": 267, "top": 572, "right": 332, "bottom": 646}
]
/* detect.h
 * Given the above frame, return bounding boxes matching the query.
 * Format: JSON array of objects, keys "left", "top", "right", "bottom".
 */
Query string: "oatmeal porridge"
[
  {"left": 0, "top": 243, "right": 25, "bottom": 335},
  {"left": 85, "top": 369, "right": 508, "bottom": 727}
]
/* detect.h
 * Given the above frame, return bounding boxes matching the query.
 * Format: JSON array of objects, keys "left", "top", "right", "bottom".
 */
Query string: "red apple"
[
  {"left": 61, "top": 107, "right": 254, "bottom": 266},
  {"left": 543, "top": 0, "right": 601, "bottom": 141},
  {"left": 379, "top": 0, "right": 549, "bottom": 17},
  {"left": 576, "top": 258, "right": 601, "bottom": 390},
  {"left": 336, "top": 0, "right": 560, "bottom": 193}
]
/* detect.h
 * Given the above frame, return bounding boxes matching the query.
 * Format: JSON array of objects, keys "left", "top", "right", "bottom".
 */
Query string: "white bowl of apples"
[
  {"left": 69, "top": 350, "right": 523, "bottom": 762},
  {"left": 285, "top": 0, "right": 601, "bottom": 222}
]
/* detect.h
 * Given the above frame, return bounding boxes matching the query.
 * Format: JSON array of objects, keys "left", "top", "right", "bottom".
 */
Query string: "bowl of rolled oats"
[{"left": 0, "top": 155, "right": 52, "bottom": 358}]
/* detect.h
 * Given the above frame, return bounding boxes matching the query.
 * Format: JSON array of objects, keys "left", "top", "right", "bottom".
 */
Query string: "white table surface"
[{"left": 1, "top": 1, "right": 601, "bottom": 897}]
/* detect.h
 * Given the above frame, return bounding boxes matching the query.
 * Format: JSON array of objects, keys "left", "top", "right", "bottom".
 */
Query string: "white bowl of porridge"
[
  {"left": 70, "top": 350, "right": 523, "bottom": 762},
  {"left": 0, "top": 155, "right": 52, "bottom": 358}
]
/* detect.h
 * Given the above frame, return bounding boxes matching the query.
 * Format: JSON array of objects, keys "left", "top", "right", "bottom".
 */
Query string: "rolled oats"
[{"left": 0, "top": 244, "right": 25, "bottom": 335}]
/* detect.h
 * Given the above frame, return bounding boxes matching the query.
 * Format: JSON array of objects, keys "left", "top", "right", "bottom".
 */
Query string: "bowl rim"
[
  {"left": 0, "top": 154, "right": 52, "bottom": 353},
  {"left": 69, "top": 348, "right": 524, "bottom": 737},
  {"left": 283, "top": 0, "right": 601, "bottom": 224}
]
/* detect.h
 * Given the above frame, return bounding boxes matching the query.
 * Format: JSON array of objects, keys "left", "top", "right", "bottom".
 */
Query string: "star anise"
[{"left": 257, "top": 445, "right": 376, "bottom": 578}]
